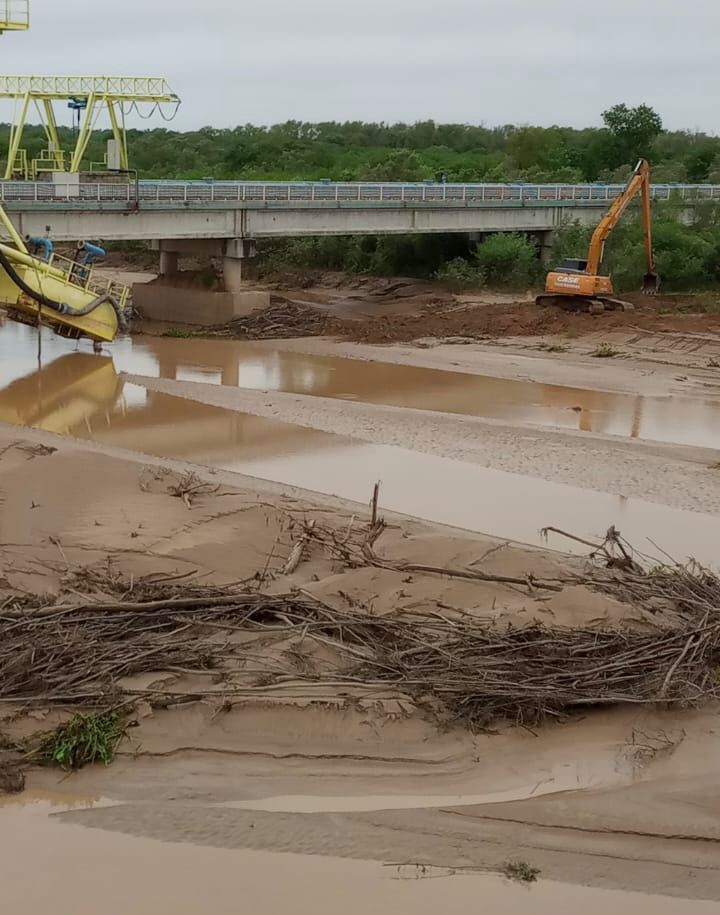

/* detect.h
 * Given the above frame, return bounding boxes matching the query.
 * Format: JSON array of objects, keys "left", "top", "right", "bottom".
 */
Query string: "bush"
[
  {"left": 475, "top": 233, "right": 542, "bottom": 288},
  {"left": 36, "top": 712, "right": 127, "bottom": 770},
  {"left": 434, "top": 257, "right": 486, "bottom": 290}
]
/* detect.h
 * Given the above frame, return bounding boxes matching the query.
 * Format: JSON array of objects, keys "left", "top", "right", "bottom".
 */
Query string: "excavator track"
[{"left": 536, "top": 294, "right": 634, "bottom": 314}]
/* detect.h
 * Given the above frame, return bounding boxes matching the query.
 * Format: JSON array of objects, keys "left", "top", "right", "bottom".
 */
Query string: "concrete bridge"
[{"left": 0, "top": 179, "right": 712, "bottom": 311}]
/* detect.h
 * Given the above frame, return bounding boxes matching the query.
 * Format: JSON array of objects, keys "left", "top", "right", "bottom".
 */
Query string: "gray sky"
[{"left": 1, "top": 0, "right": 717, "bottom": 133}]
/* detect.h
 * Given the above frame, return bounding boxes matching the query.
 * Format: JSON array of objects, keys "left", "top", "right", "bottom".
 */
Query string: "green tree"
[
  {"left": 601, "top": 103, "right": 663, "bottom": 168},
  {"left": 686, "top": 145, "right": 718, "bottom": 183},
  {"left": 362, "top": 150, "right": 432, "bottom": 181}
]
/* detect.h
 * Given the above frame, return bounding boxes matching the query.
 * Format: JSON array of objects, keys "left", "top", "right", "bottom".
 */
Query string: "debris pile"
[
  {"left": 2, "top": 521, "right": 719, "bottom": 732},
  {"left": 206, "top": 299, "right": 330, "bottom": 339}
]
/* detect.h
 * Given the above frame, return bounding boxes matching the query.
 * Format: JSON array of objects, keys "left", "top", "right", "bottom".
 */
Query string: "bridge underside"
[{"left": 3, "top": 202, "right": 609, "bottom": 242}]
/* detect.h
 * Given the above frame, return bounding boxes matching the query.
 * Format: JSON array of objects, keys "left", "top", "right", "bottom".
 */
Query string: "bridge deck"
[
  {"left": 1, "top": 180, "right": 718, "bottom": 208},
  {"left": 0, "top": 180, "right": 709, "bottom": 242}
]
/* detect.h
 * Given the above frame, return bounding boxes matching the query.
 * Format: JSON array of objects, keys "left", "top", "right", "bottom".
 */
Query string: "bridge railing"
[{"left": 2, "top": 180, "right": 720, "bottom": 205}]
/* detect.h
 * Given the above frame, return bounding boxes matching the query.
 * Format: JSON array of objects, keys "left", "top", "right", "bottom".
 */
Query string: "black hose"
[
  {"left": 0, "top": 247, "right": 127, "bottom": 330},
  {"left": 0, "top": 245, "right": 68, "bottom": 312}
]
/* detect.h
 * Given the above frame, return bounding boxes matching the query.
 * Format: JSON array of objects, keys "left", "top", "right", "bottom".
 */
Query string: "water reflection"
[
  {"left": 0, "top": 347, "right": 338, "bottom": 463},
  {"left": 0, "top": 323, "right": 718, "bottom": 565},
  {"left": 130, "top": 336, "right": 720, "bottom": 449},
  {"left": 0, "top": 320, "right": 718, "bottom": 448}
]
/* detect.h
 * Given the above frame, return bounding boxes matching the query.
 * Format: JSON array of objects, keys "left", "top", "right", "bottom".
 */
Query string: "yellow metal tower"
[
  {"left": 0, "top": 0, "right": 29, "bottom": 32},
  {"left": 0, "top": 75, "right": 180, "bottom": 178},
  {"left": 0, "top": 0, "right": 132, "bottom": 345}
]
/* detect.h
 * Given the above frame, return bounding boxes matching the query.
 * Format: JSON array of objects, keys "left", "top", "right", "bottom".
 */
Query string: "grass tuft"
[
  {"left": 591, "top": 342, "right": 619, "bottom": 358},
  {"left": 502, "top": 860, "right": 541, "bottom": 884},
  {"left": 36, "top": 712, "right": 128, "bottom": 771},
  {"left": 162, "top": 327, "right": 195, "bottom": 338}
]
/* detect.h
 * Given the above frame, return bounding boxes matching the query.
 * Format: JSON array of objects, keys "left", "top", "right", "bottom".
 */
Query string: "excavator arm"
[
  {"left": 539, "top": 158, "right": 660, "bottom": 312},
  {"left": 586, "top": 158, "right": 659, "bottom": 292}
]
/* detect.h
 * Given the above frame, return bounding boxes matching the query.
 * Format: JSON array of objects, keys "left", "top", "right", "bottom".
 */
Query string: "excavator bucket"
[{"left": 642, "top": 271, "right": 660, "bottom": 296}]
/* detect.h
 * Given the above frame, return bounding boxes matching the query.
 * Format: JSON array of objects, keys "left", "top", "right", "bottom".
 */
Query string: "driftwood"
[
  {"left": 204, "top": 300, "right": 330, "bottom": 340},
  {"left": 303, "top": 518, "right": 568, "bottom": 591},
  {"left": 2, "top": 515, "right": 719, "bottom": 730},
  {"left": 2, "top": 565, "right": 720, "bottom": 728}
]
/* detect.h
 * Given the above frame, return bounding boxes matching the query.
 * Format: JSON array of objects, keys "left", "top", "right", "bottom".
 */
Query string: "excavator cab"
[{"left": 556, "top": 258, "right": 588, "bottom": 274}]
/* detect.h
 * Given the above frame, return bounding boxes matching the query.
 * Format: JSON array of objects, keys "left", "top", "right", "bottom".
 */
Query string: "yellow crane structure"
[
  {"left": 0, "top": 76, "right": 180, "bottom": 178},
  {"left": 0, "top": 2, "right": 137, "bottom": 345},
  {"left": 537, "top": 158, "right": 660, "bottom": 313},
  {"left": 0, "top": 208, "right": 130, "bottom": 345},
  {"left": 0, "top": 1, "right": 29, "bottom": 32},
  {"left": 0, "top": 0, "right": 130, "bottom": 348}
]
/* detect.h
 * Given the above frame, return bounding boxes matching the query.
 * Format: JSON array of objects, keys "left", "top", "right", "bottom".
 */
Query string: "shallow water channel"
[
  {"left": 0, "top": 321, "right": 719, "bottom": 564},
  {"left": 3, "top": 321, "right": 720, "bottom": 448},
  {"left": 3, "top": 793, "right": 718, "bottom": 915}
]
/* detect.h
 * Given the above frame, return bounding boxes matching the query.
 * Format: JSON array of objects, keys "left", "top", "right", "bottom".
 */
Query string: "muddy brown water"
[
  {"left": 1, "top": 322, "right": 719, "bottom": 564},
  {"left": 3, "top": 795, "right": 718, "bottom": 914},
  {"left": 3, "top": 321, "right": 720, "bottom": 448}
]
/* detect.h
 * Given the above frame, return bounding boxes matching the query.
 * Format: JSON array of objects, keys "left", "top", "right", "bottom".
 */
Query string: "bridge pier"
[
  {"left": 222, "top": 238, "right": 257, "bottom": 292},
  {"left": 536, "top": 230, "right": 556, "bottom": 265},
  {"left": 159, "top": 250, "right": 178, "bottom": 277},
  {"left": 136, "top": 237, "right": 269, "bottom": 325}
]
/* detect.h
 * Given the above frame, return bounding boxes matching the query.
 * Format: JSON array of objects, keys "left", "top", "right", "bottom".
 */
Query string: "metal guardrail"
[
  {"left": 1, "top": 181, "right": 719, "bottom": 206},
  {"left": 45, "top": 251, "right": 130, "bottom": 309}
]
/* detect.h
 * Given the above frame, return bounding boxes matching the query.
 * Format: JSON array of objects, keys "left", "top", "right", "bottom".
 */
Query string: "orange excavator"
[{"left": 537, "top": 158, "right": 660, "bottom": 313}]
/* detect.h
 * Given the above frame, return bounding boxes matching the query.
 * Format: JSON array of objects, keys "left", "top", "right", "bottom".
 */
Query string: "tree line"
[{"left": 1, "top": 103, "right": 719, "bottom": 184}]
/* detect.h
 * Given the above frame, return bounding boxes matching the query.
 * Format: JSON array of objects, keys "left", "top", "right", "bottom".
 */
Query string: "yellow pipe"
[
  {"left": 0, "top": 204, "right": 27, "bottom": 252},
  {"left": 0, "top": 240, "right": 78, "bottom": 275},
  {"left": 4, "top": 90, "right": 30, "bottom": 179}
]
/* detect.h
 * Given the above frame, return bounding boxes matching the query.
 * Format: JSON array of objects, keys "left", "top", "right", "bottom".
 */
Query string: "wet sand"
[
  {"left": 7, "top": 797, "right": 719, "bottom": 915},
  {"left": 2, "top": 292, "right": 720, "bottom": 907}
]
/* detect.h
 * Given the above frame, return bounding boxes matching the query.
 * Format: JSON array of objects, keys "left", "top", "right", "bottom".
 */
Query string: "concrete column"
[
  {"left": 536, "top": 230, "right": 556, "bottom": 266},
  {"left": 223, "top": 256, "right": 246, "bottom": 293},
  {"left": 159, "top": 250, "right": 178, "bottom": 277},
  {"left": 222, "top": 238, "right": 258, "bottom": 292}
]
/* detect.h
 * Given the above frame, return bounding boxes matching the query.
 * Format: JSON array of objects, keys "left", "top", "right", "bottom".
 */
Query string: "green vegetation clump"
[
  {"left": 36, "top": 712, "right": 127, "bottom": 770},
  {"left": 475, "top": 233, "right": 543, "bottom": 288},
  {"left": 162, "top": 327, "right": 195, "bottom": 338},
  {"left": 591, "top": 343, "right": 619, "bottom": 358},
  {"left": 434, "top": 257, "right": 485, "bottom": 291},
  {"left": 502, "top": 860, "right": 541, "bottom": 884}
]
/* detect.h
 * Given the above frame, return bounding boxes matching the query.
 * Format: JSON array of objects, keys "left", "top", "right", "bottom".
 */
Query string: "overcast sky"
[{"left": 1, "top": 0, "right": 716, "bottom": 133}]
